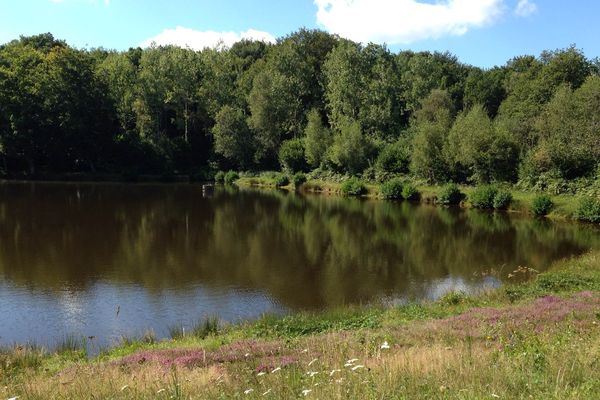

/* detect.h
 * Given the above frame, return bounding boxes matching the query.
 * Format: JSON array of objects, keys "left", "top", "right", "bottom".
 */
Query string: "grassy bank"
[
  {"left": 235, "top": 173, "right": 595, "bottom": 222},
  {"left": 2, "top": 250, "right": 600, "bottom": 399}
]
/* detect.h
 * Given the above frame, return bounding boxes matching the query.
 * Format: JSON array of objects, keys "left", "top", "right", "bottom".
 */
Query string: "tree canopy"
[{"left": 0, "top": 32, "right": 598, "bottom": 186}]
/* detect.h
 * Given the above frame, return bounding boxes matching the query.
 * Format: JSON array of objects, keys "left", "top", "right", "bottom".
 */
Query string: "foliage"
[
  {"left": 469, "top": 185, "right": 499, "bottom": 209},
  {"left": 0, "top": 33, "right": 597, "bottom": 190},
  {"left": 410, "top": 90, "right": 454, "bottom": 183},
  {"left": 574, "top": 197, "right": 600, "bottom": 223},
  {"left": 292, "top": 172, "right": 307, "bottom": 188},
  {"left": 304, "top": 108, "right": 332, "bottom": 168},
  {"left": 531, "top": 195, "right": 554, "bottom": 216},
  {"left": 278, "top": 138, "right": 307, "bottom": 173},
  {"left": 224, "top": 171, "right": 239, "bottom": 185},
  {"left": 212, "top": 105, "right": 253, "bottom": 170},
  {"left": 380, "top": 178, "right": 404, "bottom": 200},
  {"left": 273, "top": 173, "right": 290, "bottom": 187},
  {"left": 214, "top": 171, "right": 225, "bottom": 183},
  {"left": 375, "top": 141, "right": 411, "bottom": 174},
  {"left": 446, "top": 105, "right": 519, "bottom": 183},
  {"left": 402, "top": 183, "right": 421, "bottom": 201},
  {"left": 437, "top": 183, "right": 465, "bottom": 205},
  {"left": 340, "top": 177, "right": 367, "bottom": 196},
  {"left": 493, "top": 190, "right": 513, "bottom": 210},
  {"left": 327, "top": 118, "right": 371, "bottom": 174}
]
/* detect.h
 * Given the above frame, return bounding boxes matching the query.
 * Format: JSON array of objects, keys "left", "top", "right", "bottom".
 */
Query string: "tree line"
[{"left": 0, "top": 31, "right": 599, "bottom": 186}]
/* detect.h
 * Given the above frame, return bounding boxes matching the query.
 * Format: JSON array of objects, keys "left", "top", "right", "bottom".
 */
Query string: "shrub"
[
  {"left": 214, "top": 171, "right": 226, "bottom": 183},
  {"left": 493, "top": 190, "right": 513, "bottom": 210},
  {"left": 279, "top": 138, "right": 308, "bottom": 173},
  {"left": 292, "top": 172, "right": 307, "bottom": 188},
  {"left": 224, "top": 170, "right": 239, "bottom": 185},
  {"left": 380, "top": 178, "right": 404, "bottom": 200},
  {"left": 531, "top": 195, "right": 554, "bottom": 217},
  {"left": 376, "top": 141, "right": 410, "bottom": 174},
  {"left": 470, "top": 185, "right": 499, "bottom": 209},
  {"left": 341, "top": 177, "right": 367, "bottom": 196},
  {"left": 575, "top": 197, "right": 600, "bottom": 223},
  {"left": 274, "top": 173, "right": 290, "bottom": 187},
  {"left": 402, "top": 183, "right": 421, "bottom": 202},
  {"left": 437, "top": 183, "right": 465, "bottom": 205}
]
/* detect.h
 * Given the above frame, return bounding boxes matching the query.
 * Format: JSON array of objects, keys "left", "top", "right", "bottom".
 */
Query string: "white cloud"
[
  {"left": 140, "top": 26, "right": 276, "bottom": 50},
  {"left": 314, "top": 0, "right": 504, "bottom": 44},
  {"left": 515, "top": 0, "right": 537, "bottom": 17}
]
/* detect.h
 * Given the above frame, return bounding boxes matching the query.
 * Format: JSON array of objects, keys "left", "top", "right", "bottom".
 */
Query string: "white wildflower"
[
  {"left": 257, "top": 372, "right": 266, "bottom": 376},
  {"left": 271, "top": 367, "right": 281, "bottom": 373},
  {"left": 301, "top": 389, "right": 312, "bottom": 396},
  {"left": 380, "top": 341, "right": 390, "bottom": 350},
  {"left": 262, "top": 389, "right": 272, "bottom": 396},
  {"left": 307, "top": 371, "right": 318, "bottom": 377},
  {"left": 351, "top": 365, "right": 365, "bottom": 371},
  {"left": 244, "top": 389, "right": 254, "bottom": 395}
]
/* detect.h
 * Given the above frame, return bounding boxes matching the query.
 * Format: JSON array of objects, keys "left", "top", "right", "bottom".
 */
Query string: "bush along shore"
[
  {"left": 231, "top": 171, "right": 600, "bottom": 224},
  {"left": 2, "top": 250, "right": 600, "bottom": 399}
]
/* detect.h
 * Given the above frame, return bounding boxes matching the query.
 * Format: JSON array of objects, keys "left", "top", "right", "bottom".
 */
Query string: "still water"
[{"left": 0, "top": 182, "right": 598, "bottom": 349}]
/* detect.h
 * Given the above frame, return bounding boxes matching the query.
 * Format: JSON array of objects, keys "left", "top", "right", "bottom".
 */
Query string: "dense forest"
[{"left": 0, "top": 31, "right": 599, "bottom": 188}]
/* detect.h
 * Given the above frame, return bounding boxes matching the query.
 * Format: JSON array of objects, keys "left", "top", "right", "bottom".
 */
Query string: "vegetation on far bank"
[
  {"left": 2, "top": 250, "right": 600, "bottom": 399},
  {"left": 232, "top": 171, "right": 599, "bottom": 223},
  {"left": 1, "top": 32, "right": 600, "bottom": 198}
]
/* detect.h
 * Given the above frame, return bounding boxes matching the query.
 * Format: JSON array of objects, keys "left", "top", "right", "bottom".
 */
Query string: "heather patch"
[{"left": 119, "top": 340, "right": 286, "bottom": 370}]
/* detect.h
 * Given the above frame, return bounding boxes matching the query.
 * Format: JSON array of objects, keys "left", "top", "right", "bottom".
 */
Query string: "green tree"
[
  {"left": 212, "top": 105, "right": 254, "bottom": 170},
  {"left": 247, "top": 67, "right": 300, "bottom": 165},
  {"left": 304, "top": 109, "right": 332, "bottom": 168},
  {"left": 409, "top": 90, "right": 454, "bottom": 182},
  {"left": 447, "top": 105, "right": 518, "bottom": 183},
  {"left": 324, "top": 41, "right": 404, "bottom": 140},
  {"left": 327, "top": 118, "right": 370, "bottom": 174},
  {"left": 279, "top": 138, "right": 308, "bottom": 173},
  {"left": 463, "top": 67, "right": 506, "bottom": 118},
  {"left": 97, "top": 51, "right": 138, "bottom": 133},
  {"left": 0, "top": 36, "right": 117, "bottom": 173},
  {"left": 531, "top": 76, "right": 600, "bottom": 178}
]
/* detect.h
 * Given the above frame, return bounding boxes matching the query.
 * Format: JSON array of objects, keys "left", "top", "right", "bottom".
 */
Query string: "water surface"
[{"left": 0, "top": 182, "right": 598, "bottom": 349}]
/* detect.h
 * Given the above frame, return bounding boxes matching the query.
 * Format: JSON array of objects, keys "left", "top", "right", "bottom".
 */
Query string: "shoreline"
[
  {"left": 1, "top": 173, "right": 595, "bottom": 225},
  {"left": 235, "top": 175, "right": 594, "bottom": 224},
  {"left": 2, "top": 250, "right": 600, "bottom": 398}
]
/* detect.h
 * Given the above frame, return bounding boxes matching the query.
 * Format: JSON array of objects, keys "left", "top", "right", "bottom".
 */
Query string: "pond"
[{"left": 0, "top": 181, "right": 598, "bottom": 350}]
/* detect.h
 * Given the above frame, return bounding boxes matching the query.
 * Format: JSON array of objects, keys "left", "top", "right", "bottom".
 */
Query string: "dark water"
[{"left": 0, "top": 182, "right": 598, "bottom": 349}]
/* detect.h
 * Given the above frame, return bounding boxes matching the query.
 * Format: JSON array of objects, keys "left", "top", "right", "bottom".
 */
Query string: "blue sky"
[{"left": 0, "top": 0, "right": 598, "bottom": 68}]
